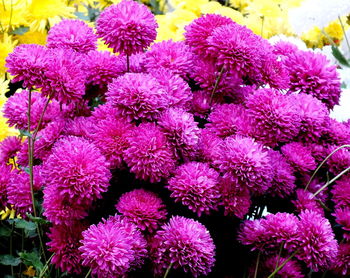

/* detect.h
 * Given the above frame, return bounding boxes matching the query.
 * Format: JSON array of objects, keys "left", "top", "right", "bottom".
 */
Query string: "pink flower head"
[
  {"left": 89, "top": 114, "right": 134, "bottom": 169},
  {"left": 332, "top": 175, "right": 350, "bottom": 209},
  {"left": 0, "top": 136, "right": 21, "bottom": 164},
  {"left": 296, "top": 210, "right": 338, "bottom": 271},
  {"left": 333, "top": 242, "right": 350, "bottom": 276},
  {"left": 145, "top": 40, "right": 193, "bottom": 79},
  {"left": 116, "top": 189, "right": 167, "bottom": 233},
  {"left": 267, "top": 150, "right": 296, "bottom": 198},
  {"left": 261, "top": 57, "right": 290, "bottom": 89},
  {"left": 42, "top": 49, "right": 86, "bottom": 104},
  {"left": 0, "top": 164, "right": 11, "bottom": 208},
  {"left": 197, "top": 129, "right": 223, "bottom": 166},
  {"left": 79, "top": 215, "right": 147, "bottom": 277},
  {"left": 292, "top": 189, "right": 324, "bottom": 215},
  {"left": 284, "top": 50, "right": 341, "bottom": 109},
  {"left": 151, "top": 216, "right": 215, "bottom": 277},
  {"left": 47, "top": 222, "right": 88, "bottom": 274},
  {"left": 150, "top": 68, "right": 192, "bottom": 110},
  {"left": 124, "top": 123, "right": 176, "bottom": 183},
  {"left": 63, "top": 116, "right": 94, "bottom": 138},
  {"left": 323, "top": 118, "right": 350, "bottom": 146},
  {"left": 6, "top": 44, "right": 48, "bottom": 89},
  {"left": 106, "top": 73, "right": 168, "bottom": 121},
  {"left": 42, "top": 136, "right": 111, "bottom": 205},
  {"left": 327, "top": 146, "right": 350, "bottom": 175},
  {"left": 258, "top": 255, "right": 304, "bottom": 278},
  {"left": 158, "top": 108, "right": 200, "bottom": 160},
  {"left": 47, "top": 19, "right": 97, "bottom": 53},
  {"left": 207, "top": 103, "right": 251, "bottom": 138},
  {"left": 184, "top": 14, "right": 233, "bottom": 57},
  {"left": 96, "top": 0, "right": 157, "bottom": 55},
  {"left": 246, "top": 89, "right": 301, "bottom": 147},
  {"left": 168, "top": 162, "right": 221, "bottom": 216},
  {"left": 281, "top": 142, "right": 316, "bottom": 174},
  {"left": 191, "top": 90, "right": 212, "bottom": 118},
  {"left": 333, "top": 208, "right": 350, "bottom": 238},
  {"left": 216, "top": 135, "right": 273, "bottom": 194}
]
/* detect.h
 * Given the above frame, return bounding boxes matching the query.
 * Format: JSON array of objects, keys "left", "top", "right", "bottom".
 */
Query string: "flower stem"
[
  {"left": 32, "top": 96, "right": 52, "bottom": 142},
  {"left": 253, "top": 252, "right": 261, "bottom": 278},
  {"left": 10, "top": 222, "right": 14, "bottom": 276},
  {"left": 210, "top": 65, "right": 225, "bottom": 105},
  {"left": 267, "top": 250, "right": 298, "bottom": 278},
  {"left": 126, "top": 55, "right": 130, "bottom": 72},
  {"left": 85, "top": 268, "right": 92, "bottom": 278},
  {"left": 305, "top": 145, "right": 350, "bottom": 191},
  {"left": 338, "top": 16, "right": 350, "bottom": 55},
  {"left": 273, "top": 242, "right": 285, "bottom": 278},
  {"left": 39, "top": 253, "right": 55, "bottom": 278},
  {"left": 164, "top": 262, "right": 173, "bottom": 278}
]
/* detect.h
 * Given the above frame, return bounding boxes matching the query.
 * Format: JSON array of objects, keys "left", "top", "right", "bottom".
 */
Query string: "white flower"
[
  {"left": 268, "top": 34, "right": 307, "bottom": 50},
  {"left": 330, "top": 88, "right": 350, "bottom": 122}
]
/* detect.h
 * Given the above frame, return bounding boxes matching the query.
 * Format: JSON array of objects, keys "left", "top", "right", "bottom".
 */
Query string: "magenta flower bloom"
[
  {"left": 79, "top": 215, "right": 147, "bottom": 277},
  {"left": 42, "top": 136, "right": 111, "bottom": 205},
  {"left": 296, "top": 210, "right": 338, "bottom": 271},
  {"left": 284, "top": 50, "right": 341, "bottom": 109},
  {"left": 246, "top": 89, "right": 301, "bottom": 147},
  {"left": 145, "top": 40, "right": 193, "bottom": 79},
  {"left": 6, "top": 44, "right": 48, "bottom": 89},
  {"left": 323, "top": 118, "right": 350, "bottom": 146},
  {"left": 3, "top": 90, "right": 60, "bottom": 131},
  {"left": 333, "top": 242, "right": 350, "bottom": 276},
  {"left": 151, "top": 216, "right": 215, "bottom": 277},
  {"left": 267, "top": 150, "right": 296, "bottom": 198},
  {"left": 334, "top": 208, "right": 350, "bottom": 238},
  {"left": 0, "top": 164, "right": 11, "bottom": 208},
  {"left": 150, "top": 69, "right": 192, "bottom": 110},
  {"left": 63, "top": 116, "right": 94, "bottom": 138},
  {"left": 42, "top": 49, "right": 86, "bottom": 104},
  {"left": 207, "top": 104, "right": 251, "bottom": 138},
  {"left": 107, "top": 73, "right": 168, "bottom": 121},
  {"left": 332, "top": 175, "right": 350, "bottom": 209},
  {"left": 197, "top": 129, "right": 223, "bottom": 166},
  {"left": 96, "top": 0, "right": 157, "bottom": 55},
  {"left": 168, "top": 162, "right": 221, "bottom": 216},
  {"left": 124, "top": 123, "right": 176, "bottom": 183},
  {"left": 0, "top": 136, "right": 21, "bottom": 164},
  {"left": 158, "top": 108, "right": 200, "bottom": 160},
  {"left": 47, "top": 222, "right": 88, "bottom": 274},
  {"left": 47, "top": 19, "right": 97, "bottom": 53},
  {"left": 326, "top": 146, "right": 350, "bottom": 175},
  {"left": 281, "top": 142, "right": 316, "bottom": 174},
  {"left": 259, "top": 255, "right": 304, "bottom": 278},
  {"left": 261, "top": 57, "right": 290, "bottom": 89},
  {"left": 184, "top": 14, "right": 233, "bottom": 57},
  {"left": 292, "top": 189, "right": 324, "bottom": 215},
  {"left": 191, "top": 90, "right": 212, "bottom": 118},
  {"left": 216, "top": 135, "right": 272, "bottom": 194},
  {"left": 115, "top": 189, "right": 167, "bottom": 233}
]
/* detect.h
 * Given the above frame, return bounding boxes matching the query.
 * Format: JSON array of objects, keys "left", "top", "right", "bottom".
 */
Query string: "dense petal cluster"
[{"left": 0, "top": 136, "right": 21, "bottom": 163}]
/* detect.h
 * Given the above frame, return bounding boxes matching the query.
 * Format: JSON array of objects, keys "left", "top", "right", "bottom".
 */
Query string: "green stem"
[
  {"left": 163, "top": 262, "right": 173, "bottom": 278},
  {"left": 313, "top": 166, "right": 350, "bottom": 197},
  {"left": 39, "top": 253, "right": 55, "bottom": 278},
  {"left": 267, "top": 250, "right": 298, "bottom": 278},
  {"left": 32, "top": 96, "right": 52, "bottom": 142},
  {"left": 85, "top": 268, "right": 92, "bottom": 278},
  {"left": 305, "top": 145, "right": 350, "bottom": 191},
  {"left": 261, "top": 16, "right": 265, "bottom": 37},
  {"left": 273, "top": 242, "right": 285, "bottom": 278},
  {"left": 253, "top": 252, "right": 261, "bottom": 278},
  {"left": 210, "top": 65, "right": 225, "bottom": 105},
  {"left": 338, "top": 16, "right": 350, "bottom": 55},
  {"left": 10, "top": 222, "right": 14, "bottom": 276}
]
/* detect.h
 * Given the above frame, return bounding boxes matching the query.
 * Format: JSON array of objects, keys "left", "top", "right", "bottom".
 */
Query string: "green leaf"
[
  {"left": 10, "top": 26, "right": 29, "bottom": 35},
  {"left": 74, "top": 11, "right": 90, "bottom": 21},
  {"left": 0, "top": 255, "right": 21, "bottom": 266},
  {"left": 27, "top": 215, "right": 50, "bottom": 225},
  {"left": 19, "top": 251, "right": 44, "bottom": 272},
  {"left": 0, "top": 226, "right": 11, "bottom": 237},
  {"left": 19, "top": 129, "right": 32, "bottom": 138},
  {"left": 332, "top": 46, "right": 350, "bottom": 67},
  {"left": 13, "top": 219, "right": 36, "bottom": 231}
]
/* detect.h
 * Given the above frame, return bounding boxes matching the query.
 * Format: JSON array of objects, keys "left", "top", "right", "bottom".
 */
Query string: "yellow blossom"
[
  {"left": 169, "top": 0, "right": 209, "bottom": 16},
  {"left": 0, "top": 0, "right": 28, "bottom": 31},
  {"left": 0, "top": 34, "right": 17, "bottom": 79},
  {"left": 16, "top": 29, "right": 47, "bottom": 45}
]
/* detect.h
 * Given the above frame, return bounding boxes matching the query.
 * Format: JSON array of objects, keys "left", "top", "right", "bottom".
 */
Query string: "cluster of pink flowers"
[{"left": 0, "top": 0, "right": 349, "bottom": 276}]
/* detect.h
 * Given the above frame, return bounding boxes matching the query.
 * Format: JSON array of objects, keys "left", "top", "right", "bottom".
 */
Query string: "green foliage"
[
  {"left": 331, "top": 46, "right": 350, "bottom": 67},
  {"left": 19, "top": 250, "right": 44, "bottom": 273},
  {"left": 0, "top": 255, "right": 21, "bottom": 266},
  {"left": 9, "top": 26, "right": 29, "bottom": 35},
  {"left": 8, "top": 219, "right": 37, "bottom": 238}
]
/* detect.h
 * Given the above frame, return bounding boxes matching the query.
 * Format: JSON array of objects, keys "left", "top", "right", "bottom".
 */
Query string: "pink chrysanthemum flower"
[
  {"left": 220, "top": 176, "right": 251, "bottom": 218},
  {"left": 333, "top": 242, "right": 350, "bottom": 276},
  {"left": 6, "top": 44, "right": 48, "bottom": 89},
  {"left": 292, "top": 189, "right": 324, "bottom": 215},
  {"left": 158, "top": 108, "right": 200, "bottom": 160},
  {"left": 0, "top": 164, "right": 11, "bottom": 208},
  {"left": 116, "top": 189, "right": 167, "bottom": 233},
  {"left": 150, "top": 69, "right": 192, "bottom": 110},
  {"left": 124, "top": 123, "right": 176, "bottom": 183},
  {"left": 63, "top": 116, "right": 94, "bottom": 138},
  {"left": 334, "top": 208, "right": 350, "bottom": 239},
  {"left": 3, "top": 90, "right": 60, "bottom": 131},
  {"left": 273, "top": 41, "right": 299, "bottom": 57},
  {"left": 184, "top": 14, "right": 233, "bottom": 57},
  {"left": 322, "top": 118, "right": 350, "bottom": 146},
  {"left": 150, "top": 216, "right": 215, "bottom": 277},
  {"left": 258, "top": 255, "right": 304, "bottom": 278},
  {"left": 295, "top": 210, "right": 338, "bottom": 271},
  {"left": 326, "top": 146, "right": 350, "bottom": 175},
  {"left": 281, "top": 142, "right": 316, "bottom": 174},
  {"left": 207, "top": 104, "right": 251, "bottom": 138},
  {"left": 145, "top": 40, "right": 193, "bottom": 79},
  {"left": 0, "top": 136, "right": 21, "bottom": 164},
  {"left": 79, "top": 215, "right": 147, "bottom": 277},
  {"left": 168, "top": 162, "right": 221, "bottom": 216},
  {"left": 47, "top": 19, "right": 97, "bottom": 53},
  {"left": 292, "top": 93, "right": 329, "bottom": 143},
  {"left": 42, "top": 136, "right": 111, "bottom": 205},
  {"left": 261, "top": 57, "right": 290, "bottom": 89},
  {"left": 106, "top": 73, "right": 168, "bottom": 121},
  {"left": 246, "top": 89, "right": 301, "bottom": 147},
  {"left": 47, "top": 222, "right": 88, "bottom": 274},
  {"left": 42, "top": 49, "right": 86, "bottom": 104},
  {"left": 191, "top": 90, "right": 212, "bottom": 118},
  {"left": 332, "top": 175, "right": 350, "bottom": 209},
  {"left": 284, "top": 50, "right": 341, "bottom": 109},
  {"left": 238, "top": 213, "right": 299, "bottom": 252},
  {"left": 96, "top": 0, "right": 157, "bottom": 55},
  {"left": 216, "top": 135, "right": 272, "bottom": 194},
  {"left": 89, "top": 114, "right": 134, "bottom": 169},
  {"left": 197, "top": 129, "right": 223, "bottom": 166},
  {"left": 267, "top": 150, "right": 296, "bottom": 198}
]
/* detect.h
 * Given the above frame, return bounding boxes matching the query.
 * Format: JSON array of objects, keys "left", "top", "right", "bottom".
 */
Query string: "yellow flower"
[
  {"left": 0, "top": 0, "right": 28, "bottom": 31},
  {"left": 199, "top": 1, "right": 222, "bottom": 14},
  {"left": 215, "top": 6, "right": 244, "bottom": 25},
  {"left": 0, "top": 113, "right": 17, "bottom": 141},
  {"left": 97, "top": 37, "right": 115, "bottom": 52},
  {"left": 0, "top": 34, "right": 17, "bottom": 79},
  {"left": 0, "top": 77, "right": 10, "bottom": 107},
  {"left": 26, "top": 0, "right": 76, "bottom": 32},
  {"left": 16, "top": 29, "right": 47, "bottom": 45},
  {"left": 169, "top": 0, "right": 209, "bottom": 16},
  {"left": 229, "top": 0, "right": 249, "bottom": 11}
]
